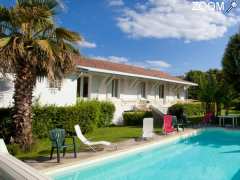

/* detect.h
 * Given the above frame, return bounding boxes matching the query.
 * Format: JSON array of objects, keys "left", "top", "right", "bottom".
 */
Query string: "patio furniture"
[
  {"left": 163, "top": 115, "right": 174, "bottom": 134},
  {"left": 180, "top": 114, "right": 194, "bottom": 127},
  {"left": 49, "top": 128, "right": 77, "bottom": 163},
  {"left": 142, "top": 118, "right": 154, "bottom": 139},
  {"left": 218, "top": 115, "right": 240, "bottom": 128},
  {"left": 0, "top": 139, "right": 8, "bottom": 154},
  {"left": 0, "top": 139, "right": 50, "bottom": 180},
  {"left": 203, "top": 112, "right": 214, "bottom": 125},
  {"left": 74, "top": 124, "right": 117, "bottom": 152},
  {"left": 172, "top": 116, "right": 184, "bottom": 131}
]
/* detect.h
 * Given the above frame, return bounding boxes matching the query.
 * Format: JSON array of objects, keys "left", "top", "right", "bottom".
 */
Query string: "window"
[
  {"left": 111, "top": 79, "right": 119, "bottom": 98},
  {"left": 77, "top": 78, "right": 81, "bottom": 97},
  {"left": 159, "top": 84, "right": 164, "bottom": 99},
  {"left": 177, "top": 90, "right": 180, "bottom": 99},
  {"left": 140, "top": 82, "right": 146, "bottom": 98},
  {"left": 49, "top": 79, "right": 62, "bottom": 90},
  {"left": 76, "top": 76, "right": 89, "bottom": 98},
  {"left": 83, "top": 77, "right": 89, "bottom": 97}
]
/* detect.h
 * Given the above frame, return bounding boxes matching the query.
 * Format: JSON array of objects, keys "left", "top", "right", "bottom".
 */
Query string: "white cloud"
[
  {"left": 77, "top": 40, "right": 97, "bottom": 49},
  {"left": 56, "top": 0, "right": 67, "bottom": 12},
  {"left": 91, "top": 55, "right": 129, "bottom": 63},
  {"left": 146, "top": 60, "right": 171, "bottom": 68},
  {"left": 117, "top": 0, "right": 239, "bottom": 41},
  {"left": 108, "top": 0, "right": 124, "bottom": 6}
]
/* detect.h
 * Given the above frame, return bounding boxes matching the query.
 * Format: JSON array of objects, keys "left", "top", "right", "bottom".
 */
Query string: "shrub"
[
  {"left": 98, "top": 101, "right": 115, "bottom": 127},
  {"left": 168, "top": 103, "right": 204, "bottom": 119},
  {"left": 0, "top": 108, "right": 13, "bottom": 143},
  {"left": 187, "top": 116, "right": 204, "bottom": 125},
  {"left": 0, "top": 100, "right": 115, "bottom": 140},
  {"left": 123, "top": 111, "right": 153, "bottom": 126}
]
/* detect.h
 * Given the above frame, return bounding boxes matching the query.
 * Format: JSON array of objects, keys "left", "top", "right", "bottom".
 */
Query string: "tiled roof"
[{"left": 75, "top": 56, "right": 196, "bottom": 85}]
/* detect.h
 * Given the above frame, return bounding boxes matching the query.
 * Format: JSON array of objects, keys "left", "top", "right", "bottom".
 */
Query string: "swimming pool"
[{"left": 51, "top": 128, "right": 240, "bottom": 180}]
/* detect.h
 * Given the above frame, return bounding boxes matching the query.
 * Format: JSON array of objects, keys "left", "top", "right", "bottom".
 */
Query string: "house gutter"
[{"left": 76, "top": 65, "right": 198, "bottom": 86}]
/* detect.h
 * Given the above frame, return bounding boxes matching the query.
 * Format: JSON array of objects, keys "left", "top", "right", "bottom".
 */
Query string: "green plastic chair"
[
  {"left": 172, "top": 116, "right": 184, "bottom": 132},
  {"left": 49, "top": 128, "right": 77, "bottom": 163}
]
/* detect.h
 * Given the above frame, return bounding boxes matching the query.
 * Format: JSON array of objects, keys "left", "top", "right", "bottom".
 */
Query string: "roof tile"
[{"left": 75, "top": 56, "right": 194, "bottom": 85}]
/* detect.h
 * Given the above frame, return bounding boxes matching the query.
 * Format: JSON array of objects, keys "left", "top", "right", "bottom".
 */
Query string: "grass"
[{"left": 13, "top": 126, "right": 162, "bottom": 160}]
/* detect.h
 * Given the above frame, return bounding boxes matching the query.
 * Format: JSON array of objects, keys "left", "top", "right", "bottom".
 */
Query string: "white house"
[{"left": 0, "top": 57, "right": 197, "bottom": 124}]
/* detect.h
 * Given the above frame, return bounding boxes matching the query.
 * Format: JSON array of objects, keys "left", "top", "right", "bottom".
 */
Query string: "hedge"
[
  {"left": 97, "top": 101, "right": 115, "bottom": 127},
  {"left": 0, "top": 100, "right": 115, "bottom": 140},
  {"left": 168, "top": 103, "right": 204, "bottom": 118},
  {"left": 168, "top": 103, "right": 205, "bottom": 125},
  {"left": 188, "top": 116, "right": 204, "bottom": 125},
  {"left": 123, "top": 111, "right": 153, "bottom": 126}
]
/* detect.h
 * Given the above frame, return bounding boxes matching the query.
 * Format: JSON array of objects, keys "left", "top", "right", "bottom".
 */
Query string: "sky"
[{"left": 0, "top": 0, "right": 239, "bottom": 75}]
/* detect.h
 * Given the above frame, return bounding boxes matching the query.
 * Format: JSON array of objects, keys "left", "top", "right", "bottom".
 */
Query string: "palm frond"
[
  {"left": 0, "top": 37, "right": 11, "bottom": 48},
  {"left": 35, "top": 39, "right": 54, "bottom": 59},
  {"left": 0, "top": 6, "right": 11, "bottom": 22},
  {"left": 17, "top": 0, "right": 58, "bottom": 15},
  {"left": 55, "top": 27, "right": 81, "bottom": 42}
]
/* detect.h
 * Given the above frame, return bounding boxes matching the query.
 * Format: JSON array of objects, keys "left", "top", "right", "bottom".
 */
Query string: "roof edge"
[{"left": 77, "top": 65, "right": 198, "bottom": 86}]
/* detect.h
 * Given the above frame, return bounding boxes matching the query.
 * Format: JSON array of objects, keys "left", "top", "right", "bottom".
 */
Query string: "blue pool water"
[{"left": 52, "top": 129, "right": 240, "bottom": 180}]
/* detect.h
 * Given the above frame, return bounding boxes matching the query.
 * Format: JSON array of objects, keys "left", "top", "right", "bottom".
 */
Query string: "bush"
[
  {"left": 0, "top": 108, "right": 13, "bottom": 143},
  {"left": 123, "top": 111, "right": 153, "bottom": 126},
  {"left": 168, "top": 103, "right": 204, "bottom": 119},
  {"left": 0, "top": 100, "right": 115, "bottom": 139},
  {"left": 187, "top": 116, "right": 204, "bottom": 125},
  {"left": 98, "top": 101, "right": 115, "bottom": 127}
]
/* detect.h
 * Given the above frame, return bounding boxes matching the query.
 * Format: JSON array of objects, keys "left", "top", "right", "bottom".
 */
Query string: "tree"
[
  {"left": 222, "top": 34, "right": 240, "bottom": 93},
  {"left": 0, "top": 0, "right": 81, "bottom": 150},
  {"left": 184, "top": 70, "right": 205, "bottom": 100},
  {"left": 198, "top": 73, "right": 218, "bottom": 113}
]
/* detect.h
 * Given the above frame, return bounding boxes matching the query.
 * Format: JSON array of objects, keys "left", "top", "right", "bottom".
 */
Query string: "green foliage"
[
  {"left": 168, "top": 103, "right": 204, "bottom": 119},
  {"left": 0, "top": 100, "right": 115, "bottom": 139},
  {"left": 187, "top": 116, "right": 204, "bottom": 125},
  {"left": 198, "top": 72, "right": 218, "bottom": 111},
  {"left": 222, "top": 34, "right": 240, "bottom": 93},
  {"left": 168, "top": 103, "right": 204, "bottom": 125},
  {"left": 7, "top": 143, "right": 21, "bottom": 156},
  {"left": 123, "top": 111, "right": 153, "bottom": 126},
  {"left": 184, "top": 70, "right": 205, "bottom": 99},
  {"left": 0, "top": 108, "right": 13, "bottom": 143},
  {"left": 98, "top": 101, "right": 115, "bottom": 127}
]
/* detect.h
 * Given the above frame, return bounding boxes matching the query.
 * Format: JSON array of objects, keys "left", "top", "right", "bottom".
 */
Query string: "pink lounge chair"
[
  {"left": 163, "top": 115, "right": 174, "bottom": 134},
  {"left": 203, "top": 112, "right": 214, "bottom": 124}
]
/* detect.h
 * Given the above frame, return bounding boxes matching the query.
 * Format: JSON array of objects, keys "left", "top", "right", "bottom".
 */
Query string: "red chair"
[
  {"left": 203, "top": 112, "right": 214, "bottom": 124},
  {"left": 163, "top": 115, "right": 174, "bottom": 134}
]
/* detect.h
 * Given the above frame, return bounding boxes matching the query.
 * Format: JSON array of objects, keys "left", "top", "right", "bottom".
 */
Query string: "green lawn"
[{"left": 14, "top": 126, "right": 162, "bottom": 160}]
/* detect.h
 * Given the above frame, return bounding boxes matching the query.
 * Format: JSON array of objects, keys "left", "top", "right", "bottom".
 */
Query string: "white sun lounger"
[
  {"left": 0, "top": 138, "right": 50, "bottom": 180},
  {"left": 74, "top": 124, "right": 117, "bottom": 152},
  {"left": 142, "top": 118, "right": 154, "bottom": 139}
]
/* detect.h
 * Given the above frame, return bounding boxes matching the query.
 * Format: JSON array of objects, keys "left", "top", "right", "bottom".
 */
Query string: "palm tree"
[{"left": 0, "top": 0, "right": 81, "bottom": 150}]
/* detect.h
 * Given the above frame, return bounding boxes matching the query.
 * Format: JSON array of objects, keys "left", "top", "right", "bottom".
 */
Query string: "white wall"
[
  {"left": 0, "top": 72, "right": 188, "bottom": 124},
  {"left": 0, "top": 75, "right": 77, "bottom": 107},
  {"left": 87, "top": 73, "right": 188, "bottom": 124},
  {"left": 0, "top": 77, "right": 14, "bottom": 108},
  {"left": 34, "top": 76, "right": 77, "bottom": 106}
]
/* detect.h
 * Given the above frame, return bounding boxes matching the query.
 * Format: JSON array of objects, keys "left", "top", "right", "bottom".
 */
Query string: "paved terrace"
[{"left": 22, "top": 128, "right": 200, "bottom": 174}]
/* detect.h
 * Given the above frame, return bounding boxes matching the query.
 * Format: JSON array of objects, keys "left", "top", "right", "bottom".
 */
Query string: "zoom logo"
[
  {"left": 192, "top": 1, "right": 238, "bottom": 13},
  {"left": 192, "top": 1, "right": 225, "bottom": 12}
]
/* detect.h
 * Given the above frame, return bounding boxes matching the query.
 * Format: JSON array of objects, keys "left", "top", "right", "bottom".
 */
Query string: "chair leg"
[
  {"left": 63, "top": 147, "right": 66, "bottom": 157},
  {"left": 73, "top": 136, "right": 77, "bottom": 158},
  {"left": 50, "top": 147, "right": 54, "bottom": 160},
  {"left": 57, "top": 147, "right": 60, "bottom": 163}
]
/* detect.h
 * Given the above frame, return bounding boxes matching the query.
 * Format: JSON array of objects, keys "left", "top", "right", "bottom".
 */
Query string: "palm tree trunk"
[{"left": 12, "top": 62, "right": 36, "bottom": 151}]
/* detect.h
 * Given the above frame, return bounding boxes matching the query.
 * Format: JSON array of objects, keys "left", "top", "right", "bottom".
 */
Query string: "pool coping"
[{"left": 43, "top": 129, "right": 201, "bottom": 176}]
